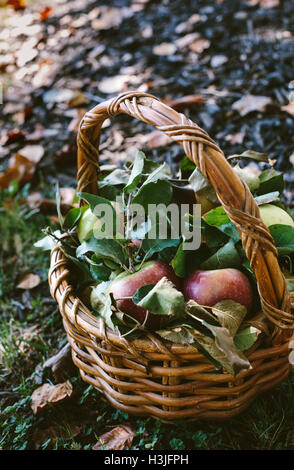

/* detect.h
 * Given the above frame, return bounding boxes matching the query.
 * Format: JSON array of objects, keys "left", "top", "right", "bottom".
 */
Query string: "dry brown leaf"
[
  {"left": 189, "top": 38, "right": 211, "bottom": 53},
  {"left": 165, "top": 94, "right": 205, "bottom": 111},
  {"left": 144, "top": 130, "right": 172, "bottom": 148},
  {"left": 31, "top": 380, "right": 73, "bottom": 414},
  {"left": 98, "top": 75, "right": 131, "bottom": 94},
  {"left": 91, "top": 7, "right": 128, "bottom": 31},
  {"left": 247, "top": 0, "right": 279, "bottom": 7},
  {"left": 225, "top": 131, "right": 245, "bottom": 145},
  {"left": 0, "top": 153, "right": 36, "bottom": 189},
  {"left": 92, "top": 425, "right": 136, "bottom": 450},
  {"left": 39, "top": 6, "right": 52, "bottom": 21},
  {"left": 5, "top": 0, "right": 26, "bottom": 10},
  {"left": 0, "top": 129, "right": 26, "bottom": 145},
  {"left": 60, "top": 187, "right": 76, "bottom": 206},
  {"left": 153, "top": 42, "right": 177, "bottom": 56},
  {"left": 281, "top": 103, "right": 294, "bottom": 117},
  {"left": 16, "top": 273, "right": 41, "bottom": 289},
  {"left": 232, "top": 94, "right": 272, "bottom": 116},
  {"left": 17, "top": 145, "right": 44, "bottom": 163}
]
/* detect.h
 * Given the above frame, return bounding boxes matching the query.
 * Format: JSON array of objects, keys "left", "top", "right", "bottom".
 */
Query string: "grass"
[{"left": 1, "top": 183, "right": 294, "bottom": 450}]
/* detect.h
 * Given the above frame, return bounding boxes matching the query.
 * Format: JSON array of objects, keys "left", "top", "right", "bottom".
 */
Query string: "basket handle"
[{"left": 77, "top": 91, "right": 293, "bottom": 334}]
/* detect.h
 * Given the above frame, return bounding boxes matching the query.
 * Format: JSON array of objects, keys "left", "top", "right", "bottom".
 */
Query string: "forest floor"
[{"left": 1, "top": 0, "right": 294, "bottom": 450}]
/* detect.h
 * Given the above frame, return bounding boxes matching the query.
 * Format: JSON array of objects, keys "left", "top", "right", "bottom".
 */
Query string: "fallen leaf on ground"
[
  {"left": 0, "top": 153, "right": 36, "bottom": 189},
  {"left": 90, "top": 6, "right": 129, "bottom": 31},
  {"left": 153, "top": 42, "right": 177, "bottom": 56},
  {"left": 165, "top": 94, "right": 205, "bottom": 110},
  {"left": 92, "top": 425, "right": 136, "bottom": 450},
  {"left": 1, "top": 129, "right": 26, "bottom": 145},
  {"left": 26, "top": 189, "right": 76, "bottom": 214},
  {"left": 281, "top": 103, "right": 294, "bottom": 117},
  {"left": 17, "top": 145, "right": 44, "bottom": 163},
  {"left": 144, "top": 130, "right": 173, "bottom": 148},
  {"left": 225, "top": 131, "right": 245, "bottom": 144},
  {"left": 247, "top": 0, "right": 279, "bottom": 7},
  {"left": 98, "top": 75, "right": 131, "bottom": 94},
  {"left": 232, "top": 94, "right": 272, "bottom": 116},
  {"left": 175, "top": 32, "right": 200, "bottom": 49},
  {"left": 5, "top": 0, "right": 26, "bottom": 10},
  {"left": 189, "top": 38, "right": 211, "bottom": 53},
  {"left": 60, "top": 187, "right": 77, "bottom": 206},
  {"left": 16, "top": 273, "right": 41, "bottom": 289},
  {"left": 39, "top": 6, "right": 52, "bottom": 21},
  {"left": 31, "top": 380, "right": 73, "bottom": 414}
]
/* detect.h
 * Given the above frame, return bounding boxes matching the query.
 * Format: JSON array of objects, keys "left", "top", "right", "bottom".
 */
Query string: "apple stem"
[
  {"left": 115, "top": 296, "right": 133, "bottom": 300},
  {"left": 141, "top": 310, "right": 150, "bottom": 329}
]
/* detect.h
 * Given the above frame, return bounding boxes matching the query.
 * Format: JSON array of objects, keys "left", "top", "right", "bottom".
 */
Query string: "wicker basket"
[{"left": 49, "top": 91, "right": 294, "bottom": 422}]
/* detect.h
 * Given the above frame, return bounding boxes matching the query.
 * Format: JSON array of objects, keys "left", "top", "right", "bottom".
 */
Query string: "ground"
[{"left": 0, "top": 0, "right": 294, "bottom": 450}]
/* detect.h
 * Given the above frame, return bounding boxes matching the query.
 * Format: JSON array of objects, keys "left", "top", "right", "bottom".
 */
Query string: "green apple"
[
  {"left": 77, "top": 207, "right": 101, "bottom": 243},
  {"left": 233, "top": 164, "right": 260, "bottom": 192},
  {"left": 259, "top": 204, "right": 294, "bottom": 228},
  {"left": 77, "top": 201, "right": 125, "bottom": 243}
]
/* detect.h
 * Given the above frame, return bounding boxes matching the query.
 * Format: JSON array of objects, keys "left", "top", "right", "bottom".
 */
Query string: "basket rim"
[{"left": 49, "top": 244, "right": 290, "bottom": 363}]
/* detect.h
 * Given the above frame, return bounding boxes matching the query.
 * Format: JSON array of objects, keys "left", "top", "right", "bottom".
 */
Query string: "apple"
[
  {"left": 233, "top": 164, "right": 260, "bottom": 192},
  {"left": 109, "top": 260, "right": 180, "bottom": 329},
  {"left": 259, "top": 203, "right": 294, "bottom": 228},
  {"left": 77, "top": 201, "right": 124, "bottom": 243},
  {"left": 132, "top": 238, "right": 142, "bottom": 248},
  {"left": 77, "top": 207, "right": 100, "bottom": 243},
  {"left": 183, "top": 268, "right": 253, "bottom": 313}
]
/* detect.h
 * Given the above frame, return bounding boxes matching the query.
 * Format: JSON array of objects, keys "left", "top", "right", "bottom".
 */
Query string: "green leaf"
[
  {"left": 234, "top": 326, "right": 260, "bottom": 351},
  {"left": 180, "top": 156, "right": 196, "bottom": 177},
  {"left": 76, "top": 237, "right": 128, "bottom": 267},
  {"left": 123, "top": 150, "right": 145, "bottom": 193},
  {"left": 141, "top": 238, "right": 181, "bottom": 261},
  {"left": 257, "top": 169, "right": 284, "bottom": 196},
  {"left": 134, "top": 277, "right": 185, "bottom": 317},
  {"left": 77, "top": 192, "right": 117, "bottom": 217},
  {"left": 203, "top": 206, "right": 240, "bottom": 241},
  {"left": 200, "top": 239, "right": 242, "bottom": 270},
  {"left": 141, "top": 162, "right": 171, "bottom": 185},
  {"left": 99, "top": 168, "right": 130, "bottom": 187},
  {"left": 188, "top": 167, "right": 218, "bottom": 203},
  {"left": 90, "top": 281, "right": 114, "bottom": 329},
  {"left": 132, "top": 284, "right": 155, "bottom": 304},
  {"left": 86, "top": 255, "right": 113, "bottom": 282},
  {"left": 171, "top": 242, "right": 186, "bottom": 278},
  {"left": 269, "top": 224, "right": 294, "bottom": 255},
  {"left": 34, "top": 230, "right": 63, "bottom": 251},
  {"left": 132, "top": 179, "right": 173, "bottom": 211},
  {"left": 63, "top": 207, "right": 82, "bottom": 230}
]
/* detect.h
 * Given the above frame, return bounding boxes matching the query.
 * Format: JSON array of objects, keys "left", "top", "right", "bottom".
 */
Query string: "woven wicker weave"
[{"left": 49, "top": 91, "right": 294, "bottom": 422}]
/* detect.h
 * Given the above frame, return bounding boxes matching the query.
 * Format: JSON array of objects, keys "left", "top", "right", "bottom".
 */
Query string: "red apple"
[
  {"left": 183, "top": 268, "right": 253, "bottom": 313},
  {"left": 132, "top": 238, "right": 142, "bottom": 248},
  {"left": 109, "top": 260, "right": 180, "bottom": 329}
]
